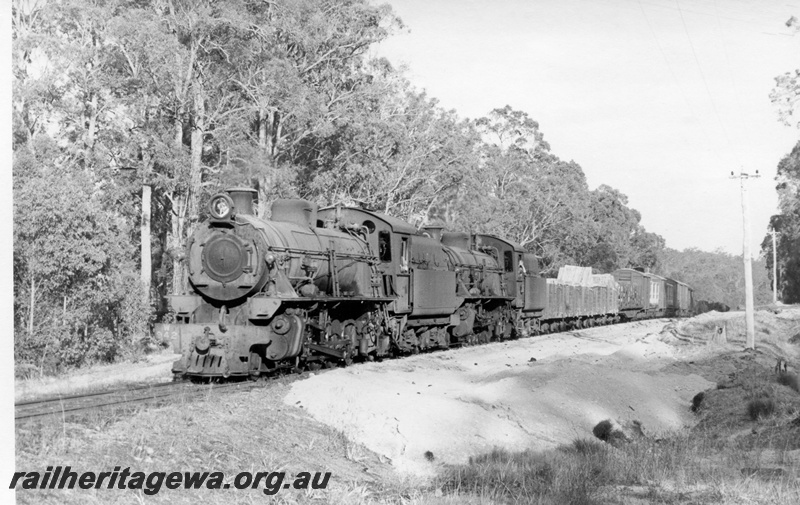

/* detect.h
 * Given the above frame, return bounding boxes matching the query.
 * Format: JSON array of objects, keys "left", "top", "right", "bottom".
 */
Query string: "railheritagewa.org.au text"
[{"left": 10, "top": 466, "right": 331, "bottom": 496}]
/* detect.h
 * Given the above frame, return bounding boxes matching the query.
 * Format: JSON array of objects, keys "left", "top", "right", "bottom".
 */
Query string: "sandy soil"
[{"left": 286, "top": 319, "right": 717, "bottom": 476}]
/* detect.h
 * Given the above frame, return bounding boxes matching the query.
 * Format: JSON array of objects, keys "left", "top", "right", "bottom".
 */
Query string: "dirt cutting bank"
[{"left": 286, "top": 318, "right": 721, "bottom": 476}]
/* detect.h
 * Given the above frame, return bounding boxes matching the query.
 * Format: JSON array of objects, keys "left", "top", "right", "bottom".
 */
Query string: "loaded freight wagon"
[
  {"left": 612, "top": 268, "right": 675, "bottom": 320},
  {"left": 539, "top": 266, "right": 620, "bottom": 332}
]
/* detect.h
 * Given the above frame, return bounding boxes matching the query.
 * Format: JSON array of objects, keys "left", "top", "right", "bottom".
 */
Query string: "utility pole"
[
  {"left": 731, "top": 170, "right": 760, "bottom": 350},
  {"left": 771, "top": 228, "right": 779, "bottom": 304},
  {"left": 119, "top": 159, "right": 152, "bottom": 309},
  {"left": 142, "top": 182, "right": 152, "bottom": 302}
]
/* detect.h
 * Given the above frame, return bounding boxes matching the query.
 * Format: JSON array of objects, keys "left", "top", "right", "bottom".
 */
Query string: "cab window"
[
  {"left": 378, "top": 231, "right": 391, "bottom": 262},
  {"left": 400, "top": 237, "right": 409, "bottom": 272},
  {"left": 504, "top": 250, "right": 513, "bottom": 272}
]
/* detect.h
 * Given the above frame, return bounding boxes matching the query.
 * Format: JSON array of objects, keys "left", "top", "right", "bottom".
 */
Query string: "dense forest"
[
  {"left": 762, "top": 140, "right": 800, "bottom": 305},
  {"left": 11, "top": 0, "right": 788, "bottom": 375},
  {"left": 763, "top": 15, "right": 800, "bottom": 306}
]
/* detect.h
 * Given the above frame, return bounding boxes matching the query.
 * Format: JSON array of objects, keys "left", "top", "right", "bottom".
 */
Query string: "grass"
[
  {"left": 747, "top": 398, "right": 777, "bottom": 420},
  {"left": 438, "top": 446, "right": 610, "bottom": 505},
  {"left": 436, "top": 432, "right": 800, "bottom": 505},
  {"left": 15, "top": 384, "right": 401, "bottom": 505}
]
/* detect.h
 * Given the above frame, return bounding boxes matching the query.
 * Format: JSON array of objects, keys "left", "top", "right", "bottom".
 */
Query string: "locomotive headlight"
[{"left": 208, "top": 193, "right": 234, "bottom": 220}]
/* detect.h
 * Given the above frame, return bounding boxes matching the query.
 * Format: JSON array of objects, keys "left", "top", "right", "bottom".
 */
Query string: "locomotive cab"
[
  {"left": 317, "top": 206, "right": 461, "bottom": 318},
  {"left": 473, "top": 234, "right": 525, "bottom": 306},
  {"left": 317, "top": 206, "right": 465, "bottom": 351},
  {"left": 318, "top": 206, "right": 416, "bottom": 313}
]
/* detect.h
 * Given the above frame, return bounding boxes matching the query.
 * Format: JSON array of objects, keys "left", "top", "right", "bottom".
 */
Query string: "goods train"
[{"left": 155, "top": 188, "right": 694, "bottom": 378}]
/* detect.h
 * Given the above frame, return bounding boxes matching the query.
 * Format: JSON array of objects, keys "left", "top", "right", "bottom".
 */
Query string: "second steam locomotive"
[{"left": 156, "top": 188, "right": 693, "bottom": 378}]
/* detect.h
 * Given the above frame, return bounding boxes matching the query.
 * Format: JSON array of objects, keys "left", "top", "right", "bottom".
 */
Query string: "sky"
[{"left": 370, "top": 0, "right": 800, "bottom": 255}]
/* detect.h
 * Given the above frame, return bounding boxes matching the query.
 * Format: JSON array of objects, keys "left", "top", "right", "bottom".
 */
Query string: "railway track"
[{"left": 15, "top": 380, "right": 262, "bottom": 422}]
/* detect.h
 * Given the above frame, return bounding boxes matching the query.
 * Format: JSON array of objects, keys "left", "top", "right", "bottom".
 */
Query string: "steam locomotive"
[{"left": 155, "top": 188, "right": 693, "bottom": 378}]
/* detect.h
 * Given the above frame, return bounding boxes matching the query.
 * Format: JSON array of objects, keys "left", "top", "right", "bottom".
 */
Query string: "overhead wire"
[
  {"left": 673, "top": 0, "right": 741, "bottom": 166},
  {"left": 712, "top": 0, "right": 748, "bottom": 165},
  {"left": 635, "top": 0, "right": 726, "bottom": 165},
  {"left": 607, "top": 0, "right": 799, "bottom": 35}
]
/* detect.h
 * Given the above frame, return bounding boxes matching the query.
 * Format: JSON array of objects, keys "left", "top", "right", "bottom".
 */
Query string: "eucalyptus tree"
[
  {"left": 304, "top": 68, "right": 482, "bottom": 226},
  {"left": 629, "top": 229, "right": 666, "bottom": 272},
  {"left": 762, "top": 141, "right": 800, "bottom": 303},
  {"left": 763, "top": 15, "right": 800, "bottom": 302},
  {"left": 13, "top": 0, "right": 152, "bottom": 369},
  {"left": 104, "top": 0, "right": 262, "bottom": 293},
  {"left": 771, "top": 16, "right": 800, "bottom": 129},
  {"left": 585, "top": 185, "right": 643, "bottom": 271},
  {"left": 462, "top": 106, "right": 597, "bottom": 274},
  {"left": 224, "top": 0, "right": 402, "bottom": 214}
]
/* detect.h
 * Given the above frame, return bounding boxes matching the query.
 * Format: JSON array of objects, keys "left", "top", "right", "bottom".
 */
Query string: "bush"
[
  {"left": 593, "top": 419, "right": 628, "bottom": 445},
  {"left": 692, "top": 391, "right": 705, "bottom": 412},
  {"left": 593, "top": 419, "right": 614, "bottom": 441},
  {"left": 14, "top": 169, "right": 154, "bottom": 376},
  {"left": 747, "top": 398, "right": 776, "bottom": 420},
  {"left": 777, "top": 372, "right": 800, "bottom": 393}
]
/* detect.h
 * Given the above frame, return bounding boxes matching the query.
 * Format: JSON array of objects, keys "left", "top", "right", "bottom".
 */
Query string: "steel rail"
[
  {"left": 15, "top": 380, "right": 183, "bottom": 406},
  {"left": 15, "top": 380, "right": 258, "bottom": 422}
]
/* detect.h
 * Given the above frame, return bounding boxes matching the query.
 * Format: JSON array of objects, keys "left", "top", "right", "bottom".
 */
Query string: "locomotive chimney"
[
  {"left": 422, "top": 225, "right": 444, "bottom": 241},
  {"left": 226, "top": 187, "right": 258, "bottom": 216}
]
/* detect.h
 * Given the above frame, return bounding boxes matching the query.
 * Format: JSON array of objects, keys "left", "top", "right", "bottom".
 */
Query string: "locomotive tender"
[{"left": 156, "top": 188, "right": 693, "bottom": 378}]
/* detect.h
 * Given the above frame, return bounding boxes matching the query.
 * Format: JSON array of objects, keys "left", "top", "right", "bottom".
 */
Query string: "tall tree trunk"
[
  {"left": 171, "top": 199, "right": 185, "bottom": 295},
  {"left": 171, "top": 113, "right": 185, "bottom": 295},
  {"left": 85, "top": 91, "right": 98, "bottom": 151},
  {"left": 258, "top": 108, "right": 267, "bottom": 148},
  {"left": 189, "top": 86, "right": 204, "bottom": 223},
  {"left": 28, "top": 277, "right": 35, "bottom": 335},
  {"left": 256, "top": 109, "right": 276, "bottom": 217},
  {"left": 179, "top": 85, "right": 205, "bottom": 296}
]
